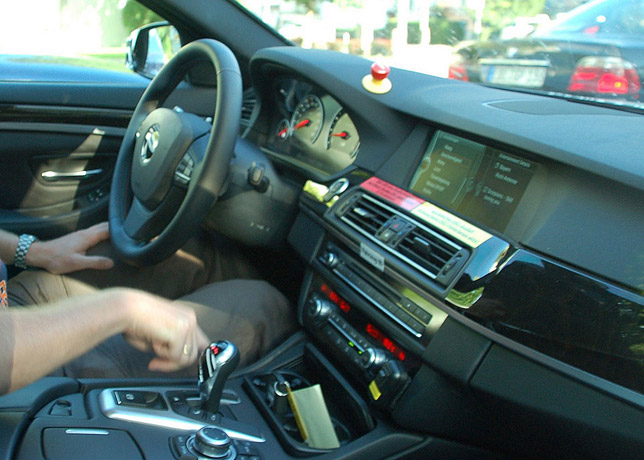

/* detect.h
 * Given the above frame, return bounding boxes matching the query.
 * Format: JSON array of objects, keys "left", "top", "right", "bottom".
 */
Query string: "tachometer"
[
  {"left": 327, "top": 110, "right": 359, "bottom": 158},
  {"left": 290, "top": 94, "right": 324, "bottom": 144},
  {"left": 276, "top": 119, "right": 290, "bottom": 141}
]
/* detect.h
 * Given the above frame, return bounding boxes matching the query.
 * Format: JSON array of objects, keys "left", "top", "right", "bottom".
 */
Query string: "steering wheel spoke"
[{"left": 123, "top": 198, "right": 157, "bottom": 241}]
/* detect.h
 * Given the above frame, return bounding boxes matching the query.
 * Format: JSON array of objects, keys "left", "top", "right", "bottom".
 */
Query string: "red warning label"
[{"left": 360, "top": 177, "right": 423, "bottom": 211}]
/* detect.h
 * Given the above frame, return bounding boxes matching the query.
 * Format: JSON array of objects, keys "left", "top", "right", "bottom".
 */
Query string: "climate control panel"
[{"left": 302, "top": 277, "right": 412, "bottom": 412}]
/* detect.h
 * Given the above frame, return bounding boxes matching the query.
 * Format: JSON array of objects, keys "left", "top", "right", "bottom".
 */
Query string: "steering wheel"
[{"left": 109, "top": 39, "right": 241, "bottom": 266}]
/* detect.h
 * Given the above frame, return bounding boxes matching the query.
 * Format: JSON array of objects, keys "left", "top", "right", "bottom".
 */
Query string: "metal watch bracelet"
[{"left": 14, "top": 234, "right": 37, "bottom": 269}]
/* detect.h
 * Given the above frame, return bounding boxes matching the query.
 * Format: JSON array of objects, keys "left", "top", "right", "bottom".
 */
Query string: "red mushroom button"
[{"left": 371, "top": 62, "right": 390, "bottom": 81}]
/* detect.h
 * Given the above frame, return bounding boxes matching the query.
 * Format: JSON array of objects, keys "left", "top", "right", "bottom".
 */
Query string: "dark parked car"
[{"left": 449, "top": 0, "right": 644, "bottom": 101}]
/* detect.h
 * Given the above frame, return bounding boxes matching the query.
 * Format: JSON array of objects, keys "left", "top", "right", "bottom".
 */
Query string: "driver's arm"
[
  {"left": 0, "top": 288, "right": 209, "bottom": 394},
  {"left": 0, "top": 223, "right": 114, "bottom": 274}
]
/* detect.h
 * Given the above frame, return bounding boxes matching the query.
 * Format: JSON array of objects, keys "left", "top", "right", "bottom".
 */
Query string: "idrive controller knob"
[
  {"left": 199, "top": 341, "right": 240, "bottom": 414},
  {"left": 189, "top": 426, "right": 236, "bottom": 460}
]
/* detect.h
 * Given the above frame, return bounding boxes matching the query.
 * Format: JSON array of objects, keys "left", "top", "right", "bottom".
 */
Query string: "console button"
[
  {"left": 416, "top": 309, "right": 432, "bottom": 324},
  {"left": 189, "top": 406, "right": 206, "bottom": 420},
  {"left": 114, "top": 390, "right": 166, "bottom": 410},
  {"left": 171, "top": 436, "right": 198, "bottom": 460},
  {"left": 49, "top": 400, "right": 72, "bottom": 416},
  {"left": 407, "top": 318, "right": 425, "bottom": 335},
  {"left": 394, "top": 309, "right": 412, "bottom": 324}
]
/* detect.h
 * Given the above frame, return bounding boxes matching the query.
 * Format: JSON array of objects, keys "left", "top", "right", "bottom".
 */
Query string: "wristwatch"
[{"left": 14, "top": 234, "right": 37, "bottom": 269}]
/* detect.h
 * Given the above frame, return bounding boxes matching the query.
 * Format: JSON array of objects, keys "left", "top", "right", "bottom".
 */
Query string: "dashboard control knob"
[
  {"left": 322, "top": 251, "right": 339, "bottom": 268},
  {"left": 248, "top": 163, "right": 269, "bottom": 193},
  {"left": 361, "top": 347, "right": 389, "bottom": 379},
  {"left": 323, "top": 177, "right": 350, "bottom": 202},
  {"left": 307, "top": 297, "right": 334, "bottom": 325},
  {"left": 190, "top": 426, "right": 236, "bottom": 459}
]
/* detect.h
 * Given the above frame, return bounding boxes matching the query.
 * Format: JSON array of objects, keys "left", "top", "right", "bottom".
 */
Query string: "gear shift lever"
[{"left": 198, "top": 341, "right": 240, "bottom": 414}]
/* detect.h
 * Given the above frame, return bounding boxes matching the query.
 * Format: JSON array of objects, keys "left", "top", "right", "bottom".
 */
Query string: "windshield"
[{"left": 236, "top": 0, "right": 644, "bottom": 111}]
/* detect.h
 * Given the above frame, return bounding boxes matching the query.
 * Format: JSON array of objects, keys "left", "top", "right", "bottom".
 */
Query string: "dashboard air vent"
[
  {"left": 341, "top": 195, "right": 391, "bottom": 235},
  {"left": 338, "top": 193, "right": 466, "bottom": 283},
  {"left": 240, "top": 88, "right": 257, "bottom": 131},
  {"left": 397, "top": 227, "right": 460, "bottom": 276}
]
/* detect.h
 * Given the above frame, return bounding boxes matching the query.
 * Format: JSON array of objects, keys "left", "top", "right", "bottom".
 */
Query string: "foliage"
[
  {"left": 481, "top": 0, "right": 546, "bottom": 40},
  {"left": 121, "top": 0, "right": 164, "bottom": 33},
  {"left": 429, "top": 6, "right": 472, "bottom": 45}
]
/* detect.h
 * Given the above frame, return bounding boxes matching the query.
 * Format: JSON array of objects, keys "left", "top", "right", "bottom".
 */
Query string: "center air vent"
[
  {"left": 341, "top": 195, "right": 391, "bottom": 234},
  {"left": 338, "top": 193, "right": 467, "bottom": 284}
]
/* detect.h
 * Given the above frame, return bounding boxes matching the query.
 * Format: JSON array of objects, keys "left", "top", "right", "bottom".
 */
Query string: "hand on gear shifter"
[{"left": 198, "top": 341, "right": 240, "bottom": 414}]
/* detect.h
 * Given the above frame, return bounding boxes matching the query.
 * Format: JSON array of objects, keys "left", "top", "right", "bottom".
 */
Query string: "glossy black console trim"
[
  {"left": 302, "top": 191, "right": 644, "bottom": 410},
  {"left": 458, "top": 249, "right": 644, "bottom": 396}
]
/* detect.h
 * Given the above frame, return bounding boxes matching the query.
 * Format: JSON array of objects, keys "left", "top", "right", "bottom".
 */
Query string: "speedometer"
[
  {"left": 290, "top": 94, "right": 324, "bottom": 144},
  {"left": 327, "top": 110, "right": 359, "bottom": 158}
]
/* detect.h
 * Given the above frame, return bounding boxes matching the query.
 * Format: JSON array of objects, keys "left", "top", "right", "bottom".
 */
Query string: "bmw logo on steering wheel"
[{"left": 141, "top": 125, "right": 160, "bottom": 163}]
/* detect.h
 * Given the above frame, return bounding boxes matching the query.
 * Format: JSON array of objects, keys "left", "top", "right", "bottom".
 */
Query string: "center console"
[{"left": 3, "top": 175, "right": 513, "bottom": 460}]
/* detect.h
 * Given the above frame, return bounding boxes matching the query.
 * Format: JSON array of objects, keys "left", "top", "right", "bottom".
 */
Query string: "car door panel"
[
  {"left": 0, "top": 80, "right": 218, "bottom": 238},
  {"left": 0, "top": 78, "right": 140, "bottom": 237},
  {"left": 0, "top": 123, "right": 124, "bottom": 236}
]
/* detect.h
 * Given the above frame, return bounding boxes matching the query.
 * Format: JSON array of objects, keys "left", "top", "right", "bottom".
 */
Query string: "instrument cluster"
[{"left": 265, "top": 77, "right": 360, "bottom": 176}]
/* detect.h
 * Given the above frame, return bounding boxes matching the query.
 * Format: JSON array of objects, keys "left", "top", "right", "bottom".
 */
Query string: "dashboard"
[{"left": 244, "top": 46, "right": 644, "bottom": 458}]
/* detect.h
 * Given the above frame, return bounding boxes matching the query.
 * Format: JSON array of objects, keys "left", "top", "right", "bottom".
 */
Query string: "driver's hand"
[
  {"left": 121, "top": 291, "right": 210, "bottom": 372},
  {"left": 26, "top": 222, "right": 114, "bottom": 274}
]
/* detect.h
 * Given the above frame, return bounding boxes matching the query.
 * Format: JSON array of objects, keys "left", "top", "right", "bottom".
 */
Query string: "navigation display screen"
[{"left": 409, "top": 131, "right": 537, "bottom": 231}]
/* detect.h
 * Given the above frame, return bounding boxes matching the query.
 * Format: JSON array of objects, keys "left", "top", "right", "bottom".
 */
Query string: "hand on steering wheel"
[{"left": 109, "top": 39, "right": 241, "bottom": 266}]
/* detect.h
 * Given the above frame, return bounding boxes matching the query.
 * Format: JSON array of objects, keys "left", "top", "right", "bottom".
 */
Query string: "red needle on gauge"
[
  {"left": 331, "top": 131, "right": 349, "bottom": 139},
  {"left": 293, "top": 119, "right": 310, "bottom": 130},
  {"left": 278, "top": 126, "right": 288, "bottom": 138}
]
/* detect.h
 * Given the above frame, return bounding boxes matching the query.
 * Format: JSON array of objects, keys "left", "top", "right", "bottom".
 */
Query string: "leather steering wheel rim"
[{"left": 109, "top": 39, "right": 241, "bottom": 266}]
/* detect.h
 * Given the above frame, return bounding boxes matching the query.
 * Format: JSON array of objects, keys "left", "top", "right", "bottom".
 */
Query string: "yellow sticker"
[
  {"left": 368, "top": 380, "right": 382, "bottom": 401},
  {"left": 302, "top": 180, "right": 339, "bottom": 207},
  {"left": 302, "top": 180, "right": 328, "bottom": 202},
  {"left": 411, "top": 202, "right": 492, "bottom": 248}
]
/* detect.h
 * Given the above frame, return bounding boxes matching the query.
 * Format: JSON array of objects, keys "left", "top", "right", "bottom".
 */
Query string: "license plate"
[{"left": 482, "top": 65, "right": 547, "bottom": 88}]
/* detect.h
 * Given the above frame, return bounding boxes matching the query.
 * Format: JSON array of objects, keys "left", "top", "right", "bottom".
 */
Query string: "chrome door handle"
[{"left": 41, "top": 168, "right": 103, "bottom": 181}]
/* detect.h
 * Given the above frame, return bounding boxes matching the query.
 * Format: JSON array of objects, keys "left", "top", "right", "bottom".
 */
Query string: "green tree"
[
  {"left": 481, "top": 0, "right": 546, "bottom": 40},
  {"left": 121, "top": 0, "right": 164, "bottom": 33}
]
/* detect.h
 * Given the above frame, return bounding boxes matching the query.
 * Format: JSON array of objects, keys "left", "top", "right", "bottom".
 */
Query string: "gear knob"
[{"left": 198, "top": 341, "right": 240, "bottom": 414}]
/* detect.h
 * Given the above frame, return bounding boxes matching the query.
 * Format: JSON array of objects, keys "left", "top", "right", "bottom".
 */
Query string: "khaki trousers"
[{"left": 7, "top": 236, "right": 296, "bottom": 378}]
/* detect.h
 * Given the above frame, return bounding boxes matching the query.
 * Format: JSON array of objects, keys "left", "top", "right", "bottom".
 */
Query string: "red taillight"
[
  {"left": 568, "top": 56, "right": 640, "bottom": 98},
  {"left": 448, "top": 55, "right": 469, "bottom": 81},
  {"left": 583, "top": 25, "right": 600, "bottom": 34},
  {"left": 448, "top": 64, "right": 469, "bottom": 81}
]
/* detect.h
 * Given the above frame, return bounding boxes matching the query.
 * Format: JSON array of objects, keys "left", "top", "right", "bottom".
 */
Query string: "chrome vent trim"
[{"left": 339, "top": 193, "right": 464, "bottom": 282}]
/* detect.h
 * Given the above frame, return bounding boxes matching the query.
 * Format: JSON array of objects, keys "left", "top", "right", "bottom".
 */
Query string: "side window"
[{"left": 0, "top": 0, "right": 164, "bottom": 81}]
